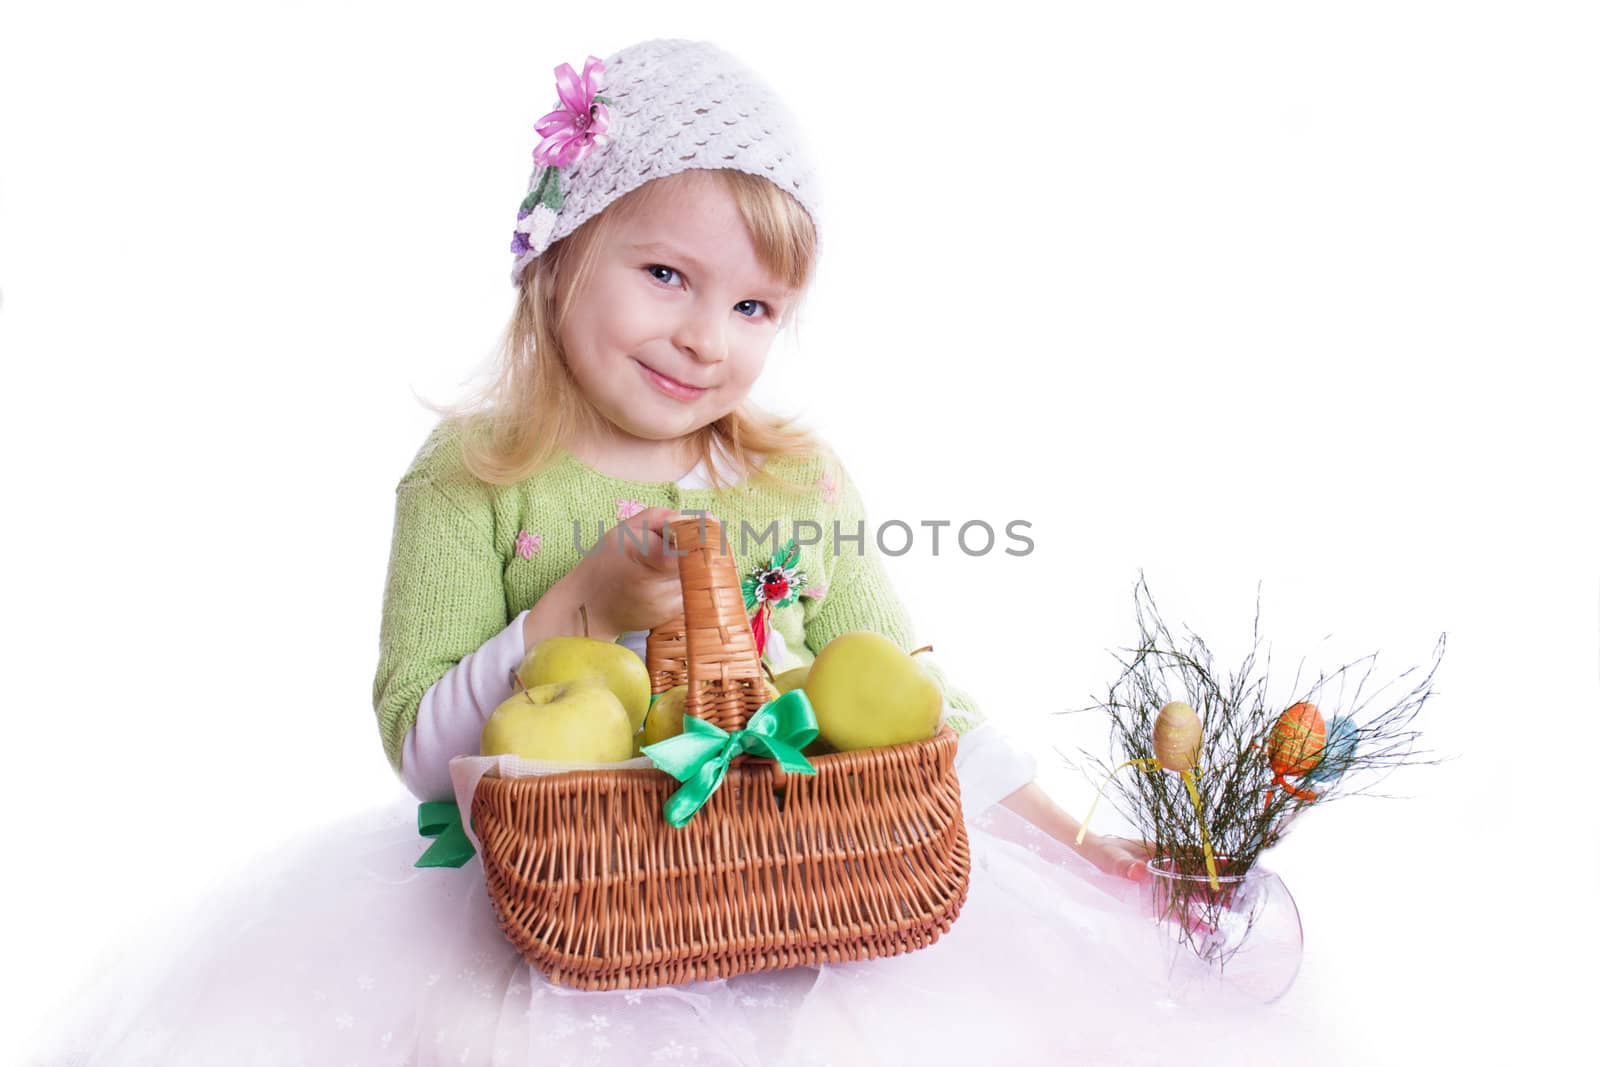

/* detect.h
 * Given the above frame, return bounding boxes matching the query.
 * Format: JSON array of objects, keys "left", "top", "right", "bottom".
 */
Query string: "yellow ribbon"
[
  {"left": 1075, "top": 758, "right": 1159, "bottom": 846},
  {"left": 1076, "top": 758, "right": 1220, "bottom": 890},
  {"left": 1180, "top": 769, "right": 1220, "bottom": 889}
]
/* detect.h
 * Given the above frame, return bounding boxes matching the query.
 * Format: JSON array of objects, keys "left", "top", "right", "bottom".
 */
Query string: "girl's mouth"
[{"left": 637, "top": 361, "right": 707, "bottom": 400}]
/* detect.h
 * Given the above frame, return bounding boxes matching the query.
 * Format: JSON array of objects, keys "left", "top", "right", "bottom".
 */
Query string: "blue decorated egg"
[{"left": 1302, "top": 714, "right": 1358, "bottom": 785}]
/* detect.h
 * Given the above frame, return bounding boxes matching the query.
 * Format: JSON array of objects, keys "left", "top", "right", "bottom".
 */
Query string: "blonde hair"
[{"left": 423, "top": 168, "right": 832, "bottom": 497}]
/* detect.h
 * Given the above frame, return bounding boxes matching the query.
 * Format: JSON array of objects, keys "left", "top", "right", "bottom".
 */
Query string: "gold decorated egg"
[{"left": 1153, "top": 700, "right": 1202, "bottom": 772}]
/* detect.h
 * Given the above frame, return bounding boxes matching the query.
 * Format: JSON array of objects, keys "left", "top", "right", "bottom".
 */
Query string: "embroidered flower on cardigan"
[
  {"left": 801, "top": 582, "right": 828, "bottom": 600},
  {"left": 817, "top": 472, "right": 839, "bottom": 504},
  {"left": 615, "top": 498, "right": 645, "bottom": 520},
  {"left": 515, "top": 529, "right": 543, "bottom": 559}
]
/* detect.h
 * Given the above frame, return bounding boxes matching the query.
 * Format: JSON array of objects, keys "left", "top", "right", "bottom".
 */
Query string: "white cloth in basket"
[{"left": 25, "top": 725, "right": 1328, "bottom": 1066}]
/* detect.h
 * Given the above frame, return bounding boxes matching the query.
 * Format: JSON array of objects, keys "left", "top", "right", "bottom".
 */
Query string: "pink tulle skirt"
[{"left": 26, "top": 727, "right": 1325, "bottom": 1066}]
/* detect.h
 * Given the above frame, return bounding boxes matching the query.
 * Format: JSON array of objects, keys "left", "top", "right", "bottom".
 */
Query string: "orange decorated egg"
[
  {"left": 1153, "top": 700, "right": 1202, "bottom": 772},
  {"left": 1268, "top": 702, "right": 1326, "bottom": 776}
]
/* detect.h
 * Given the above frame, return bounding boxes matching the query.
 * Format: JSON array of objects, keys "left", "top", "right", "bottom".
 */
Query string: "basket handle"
[{"left": 643, "top": 515, "right": 768, "bottom": 734}]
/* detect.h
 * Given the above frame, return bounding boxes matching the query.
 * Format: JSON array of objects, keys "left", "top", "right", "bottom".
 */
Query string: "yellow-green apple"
[
  {"left": 516, "top": 635, "right": 651, "bottom": 733},
  {"left": 640, "top": 684, "right": 689, "bottom": 748},
  {"left": 639, "top": 679, "right": 782, "bottom": 750},
  {"left": 772, "top": 665, "right": 809, "bottom": 694},
  {"left": 804, "top": 632, "right": 942, "bottom": 751},
  {"left": 480, "top": 678, "right": 634, "bottom": 762}
]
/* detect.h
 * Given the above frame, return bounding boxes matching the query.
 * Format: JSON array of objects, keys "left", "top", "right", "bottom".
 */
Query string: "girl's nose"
[{"left": 673, "top": 306, "right": 730, "bottom": 364}]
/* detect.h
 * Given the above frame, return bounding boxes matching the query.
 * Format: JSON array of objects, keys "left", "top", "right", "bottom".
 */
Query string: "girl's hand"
[
  {"left": 998, "top": 782, "right": 1155, "bottom": 883},
  {"left": 1079, "top": 833, "right": 1157, "bottom": 883},
  {"left": 565, "top": 506, "right": 685, "bottom": 639}
]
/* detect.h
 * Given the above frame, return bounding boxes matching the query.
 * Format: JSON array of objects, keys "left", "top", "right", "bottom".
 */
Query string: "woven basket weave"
[{"left": 471, "top": 516, "right": 971, "bottom": 990}]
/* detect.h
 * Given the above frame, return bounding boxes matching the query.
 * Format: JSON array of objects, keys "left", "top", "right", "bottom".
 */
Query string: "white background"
[{"left": 4, "top": 1, "right": 1596, "bottom": 1062}]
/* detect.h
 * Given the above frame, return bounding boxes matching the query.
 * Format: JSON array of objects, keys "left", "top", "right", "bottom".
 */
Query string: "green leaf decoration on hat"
[
  {"left": 541, "top": 169, "right": 564, "bottom": 212},
  {"left": 521, "top": 166, "right": 566, "bottom": 216}
]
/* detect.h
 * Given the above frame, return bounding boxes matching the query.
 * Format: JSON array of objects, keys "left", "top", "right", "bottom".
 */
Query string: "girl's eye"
[{"left": 646, "top": 265, "right": 771, "bottom": 320}]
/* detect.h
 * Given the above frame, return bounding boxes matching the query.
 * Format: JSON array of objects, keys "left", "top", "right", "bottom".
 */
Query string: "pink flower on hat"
[{"left": 533, "top": 57, "right": 612, "bottom": 169}]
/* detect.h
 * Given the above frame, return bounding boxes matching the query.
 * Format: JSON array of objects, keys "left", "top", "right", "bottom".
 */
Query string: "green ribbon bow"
[
  {"left": 415, "top": 800, "right": 476, "bottom": 868},
  {"left": 643, "top": 689, "right": 819, "bottom": 827}
]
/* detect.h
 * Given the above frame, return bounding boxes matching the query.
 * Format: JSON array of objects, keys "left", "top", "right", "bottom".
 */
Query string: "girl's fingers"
[
  {"left": 642, "top": 531, "right": 681, "bottom": 573},
  {"left": 1098, "top": 836, "right": 1155, "bottom": 881},
  {"left": 1105, "top": 834, "right": 1157, "bottom": 860},
  {"left": 639, "top": 506, "right": 678, "bottom": 533},
  {"left": 628, "top": 508, "right": 685, "bottom": 571},
  {"left": 613, "top": 510, "right": 663, "bottom": 559}
]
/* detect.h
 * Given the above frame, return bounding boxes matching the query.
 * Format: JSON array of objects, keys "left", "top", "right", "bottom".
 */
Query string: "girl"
[{"left": 31, "top": 37, "right": 1313, "bottom": 1067}]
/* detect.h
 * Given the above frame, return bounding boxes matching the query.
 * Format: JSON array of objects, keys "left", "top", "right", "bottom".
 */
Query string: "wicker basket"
[{"left": 471, "top": 516, "right": 971, "bottom": 990}]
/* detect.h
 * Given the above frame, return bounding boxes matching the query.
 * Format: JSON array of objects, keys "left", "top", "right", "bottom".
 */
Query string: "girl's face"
[{"left": 558, "top": 171, "right": 795, "bottom": 455}]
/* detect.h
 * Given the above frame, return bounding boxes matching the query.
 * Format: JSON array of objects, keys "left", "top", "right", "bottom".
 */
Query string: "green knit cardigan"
[{"left": 372, "top": 422, "right": 985, "bottom": 776}]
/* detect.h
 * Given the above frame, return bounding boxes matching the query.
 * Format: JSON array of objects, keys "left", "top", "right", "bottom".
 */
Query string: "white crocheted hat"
[{"left": 508, "top": 38, "right": 822, "bottom": 286}]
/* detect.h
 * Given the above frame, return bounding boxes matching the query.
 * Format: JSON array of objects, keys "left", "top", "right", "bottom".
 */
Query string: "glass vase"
[{"left": 1142, "top": 856, "right": 1303, "bottom": 1004}]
